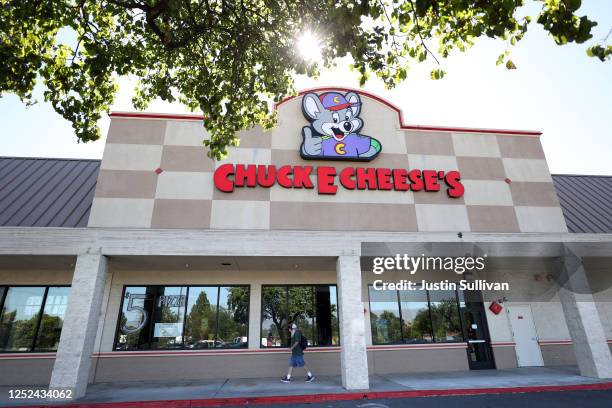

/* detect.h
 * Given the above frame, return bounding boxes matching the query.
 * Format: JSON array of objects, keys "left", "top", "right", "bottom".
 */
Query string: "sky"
[{"left": 1, "top": 2, "right": 611, "bottom": 175}]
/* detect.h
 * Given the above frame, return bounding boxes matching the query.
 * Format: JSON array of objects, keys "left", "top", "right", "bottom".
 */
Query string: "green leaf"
[
  {"left": 587, "top": 45, "right": 612, "bottom": 62},
  {"left": 430, "top": 69, "right": 446, "bottom": 80},
  {"left": 505, "top": 60, "right": 517, "bottom": 69}
]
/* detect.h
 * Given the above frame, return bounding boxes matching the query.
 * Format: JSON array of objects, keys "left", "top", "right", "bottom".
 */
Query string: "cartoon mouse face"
[
  {"left": 302, "top": 92, "right": 363, "bottom": 142},
  {"left": 300, "top": 91, "right": 382, "bottom": 161}
]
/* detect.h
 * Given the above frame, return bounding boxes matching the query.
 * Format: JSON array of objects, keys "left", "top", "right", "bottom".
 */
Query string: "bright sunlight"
[{"left": 297, "top": 31, "right": 322, "bottom": 61}]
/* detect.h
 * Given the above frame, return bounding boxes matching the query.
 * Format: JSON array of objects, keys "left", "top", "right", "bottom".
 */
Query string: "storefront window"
[
  {"left": 116, "top": 286, "right": 154, "bottom": 350},
  {"left": 261, "top": 285, "right": 339, "bottom": 348},
  {"left": 115, "top": 285, "right": 249, "bottom": 351},
  {"left": 369, "top": 287, "right": 402, "bottom": 344},
  {"left": 150, "top": 286, "right": 187, "bottom": 349},
  {"left": 369, "top": 286, "right": 464, "bottom": 345},
  {"left": 0, "top": 286, "right": 70, "bottom": 352},
  {"left": 429, "top": 290, "right": 462, "bottom": 342},
  {"left": 34, "top": 287, "right": 70, "bottom": 351},
  {"left": 184, "top": 287, "right": 218, "bottom": 349},
  {"left": 261, "top": 286, "right": 288, "bottom": 347},
  {"left": 289, "top": 286, "right": 314, "bottom": 347},
  {"left": 315, "top": 286, "right": 339, "bottom": 346},
  {"left": 216, "top": 287, "right": 249, "bottom": 347},
  {"left": 399, "top": 289, "right": 433, "bottom": 343}
]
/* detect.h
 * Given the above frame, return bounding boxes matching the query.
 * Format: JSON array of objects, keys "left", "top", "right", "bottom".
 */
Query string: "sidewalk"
[{"left": 1, "top": 366, "right": 611, "bottom": 407}]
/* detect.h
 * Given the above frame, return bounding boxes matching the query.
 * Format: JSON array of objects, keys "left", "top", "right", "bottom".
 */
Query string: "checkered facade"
[{"left": 89, "top": 94, "right": 567, "bottom": 233}]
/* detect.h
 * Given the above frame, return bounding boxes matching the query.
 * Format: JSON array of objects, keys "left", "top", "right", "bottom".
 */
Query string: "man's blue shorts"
[{"left": 289, "top": 355, "right": 305, "bottom": 367}]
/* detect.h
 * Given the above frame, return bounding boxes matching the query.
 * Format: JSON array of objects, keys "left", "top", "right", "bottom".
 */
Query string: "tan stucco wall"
[
  {"left": 0, "top": 269, "right": 73, "bottom": 285},
  {"left": 368, "top": 348, "right": 469, "bottom": 374},
  {"left": 0, "top": 358, "right": 55, "bottom": 386},
  {"left": 92, "top": 351, "right": 341, "bottom": 383},
  {"left": 492, "top": 346, "right": 518, "bottom": 369},
  {"left": 540, "top": 344, "right": 577, "bottom": 366}
]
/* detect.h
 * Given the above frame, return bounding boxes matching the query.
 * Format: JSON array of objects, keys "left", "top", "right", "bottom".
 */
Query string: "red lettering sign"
[
  {"left": 212, "top": 164, "right": 465, "bottom": 198},
  {"left": 317, "top": 166, "right": 338, "bottom": 195}
]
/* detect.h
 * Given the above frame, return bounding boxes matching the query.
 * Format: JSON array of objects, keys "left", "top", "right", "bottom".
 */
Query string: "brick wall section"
[{"left": 89, "top": 93, "right": 567, "bottom": 233}]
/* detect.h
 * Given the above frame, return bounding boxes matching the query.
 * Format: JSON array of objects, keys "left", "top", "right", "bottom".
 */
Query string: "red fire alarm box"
[{"left": 489, "top": 301, "right": 503, "bottom": 315}]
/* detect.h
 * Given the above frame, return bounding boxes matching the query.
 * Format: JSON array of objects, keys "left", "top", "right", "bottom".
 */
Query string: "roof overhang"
[{"left": 0, "top": 227, "right": 611, "bottom": 258}]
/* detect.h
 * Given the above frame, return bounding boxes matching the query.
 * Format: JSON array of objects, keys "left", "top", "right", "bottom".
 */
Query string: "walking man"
[{"left": 281, "top": 323, "right": 315, "bottom": 383}]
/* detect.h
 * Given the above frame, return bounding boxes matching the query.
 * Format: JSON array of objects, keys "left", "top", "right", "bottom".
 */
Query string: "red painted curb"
[{"left": 13, "top": 382, "right": 612, "bottom": 408}]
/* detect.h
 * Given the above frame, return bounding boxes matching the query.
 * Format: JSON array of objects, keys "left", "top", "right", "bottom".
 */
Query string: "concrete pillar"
[
  {"left": 558, "top": 249, "right": 612, "bottom": 378},
  {"left": 49, "top": 254, "right": 109, "bottom": 398},
  {"left": 248, "top": 283, "right": 262, "bottom": 349},
  {"left": 336, "top": 255, "right": 369, "bottom": 390}
]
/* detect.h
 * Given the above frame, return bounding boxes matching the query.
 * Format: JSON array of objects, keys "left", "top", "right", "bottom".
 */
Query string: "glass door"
[{"left": 460, "top": 291, "right": 495, "bottom": 369}]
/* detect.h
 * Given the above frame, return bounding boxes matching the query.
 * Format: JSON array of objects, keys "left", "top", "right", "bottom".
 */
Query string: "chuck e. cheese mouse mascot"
[{"left": 300, "top": 91, "right": 381, "bottom": 161}]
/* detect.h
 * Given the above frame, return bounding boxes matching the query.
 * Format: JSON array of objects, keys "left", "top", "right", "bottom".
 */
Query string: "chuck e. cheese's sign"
[{"left": 213, "top": 91, "right": 465, "bottom": 198}]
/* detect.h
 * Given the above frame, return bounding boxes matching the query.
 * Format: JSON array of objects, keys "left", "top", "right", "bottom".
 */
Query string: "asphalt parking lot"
[{"left": 242, "top": 389, "right": 612, "bottom": 408}]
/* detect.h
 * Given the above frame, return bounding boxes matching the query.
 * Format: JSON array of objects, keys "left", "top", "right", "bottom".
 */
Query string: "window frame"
[
  {"left": 367, "top": 284, "right": 465, "bottom": 346},
  {"left": 0, "top": 285, "right": 71, "bottom": 353},
  {"left": 112, "top": 284, "right": 251, "bottom": 351},
  {"left": 260, "top": 284, "right": 340, "bottom": 349}
]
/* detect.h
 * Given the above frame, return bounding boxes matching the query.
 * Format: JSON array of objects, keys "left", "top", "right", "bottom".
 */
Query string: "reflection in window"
[
  {"left": 429, "top": 290, "right": 462, "bottom": 342},
  {"left": 261, "top": 286, "right": 287, "bottom": 347},
  {"left": 399, "top": 289, "right": 433, "bottom": 343},
  {"left": 0, "top": 287, "right": 45, "bottom": 351},
  {"left": 34, "top": 287, "right": 70, "bottom": 351},
  {"left": 368, "top": 287, "right": 402, "bottom": 344},
  {"left": 289, "top": 286, "right": 314, "bottom": 347},
  {"left": 184, "top": 287, "right": 218, "bottom": 349},
  {"left": 0, "top": 286, "right": 70, "bottom": 352},
  {"left": 217, "top": 287, "right": 249, "bottom": 347},
  {"left": 369, "top": 286, "right": 464, "bottom": 345},
  {"left": 115, "top": 285, "right": 249, "bottom": 351},
  {"left": 315, "top": 286, "right": 339, "bottom": 346},
  {"left": 261, "top": 285, "right": 339, "bottom": 348}
]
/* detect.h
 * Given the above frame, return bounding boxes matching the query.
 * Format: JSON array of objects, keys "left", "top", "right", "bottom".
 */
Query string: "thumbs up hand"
[{"left": 301, "top": 127, "right": 322, "bottom": 157}]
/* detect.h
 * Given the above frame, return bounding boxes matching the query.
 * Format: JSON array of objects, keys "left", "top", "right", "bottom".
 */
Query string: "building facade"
[{"left": 1, "top": 87, "right": 611, "bottom": 397}]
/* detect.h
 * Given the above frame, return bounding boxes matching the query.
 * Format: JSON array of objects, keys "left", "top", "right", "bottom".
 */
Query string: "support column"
[
  {"left": 49, "top": 253, "right": 109, "bottom": 398},
  {"left": 558, "top": 248, "right": 612, "bottom": 378},
  {"left": 336, "top": 255, "right": 369, "bottom": 390},
  {"left": 248, "top": 283, "right": 262, "bottom": 349}
]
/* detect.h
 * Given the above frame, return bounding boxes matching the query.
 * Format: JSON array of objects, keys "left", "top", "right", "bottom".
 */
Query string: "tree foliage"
[
  {"left": 1, "top": 1, "right": 608, "bottom": 158},
  {"left": 261, "top": 286, "right": 315, "bottom": 346}
]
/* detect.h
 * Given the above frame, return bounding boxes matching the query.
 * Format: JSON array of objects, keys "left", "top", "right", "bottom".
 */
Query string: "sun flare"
[{"left": 297, "top": 31, "right": 321, "bottom": 61}]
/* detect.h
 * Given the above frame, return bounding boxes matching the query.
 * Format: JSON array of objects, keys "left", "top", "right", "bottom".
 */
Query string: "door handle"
[{"left": 468, "top": 340, "right": 486, "bottom": 343}]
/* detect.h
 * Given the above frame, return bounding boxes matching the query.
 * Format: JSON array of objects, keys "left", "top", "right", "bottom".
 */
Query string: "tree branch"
[{"left": 408, "top": 0, "right": 440, "bottom": 65}]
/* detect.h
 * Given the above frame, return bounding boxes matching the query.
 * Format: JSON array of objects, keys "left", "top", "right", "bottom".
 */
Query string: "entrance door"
[
  {"left": 508, "top": 305, "right": 544, "bottom": 367},
  {"left": 460, "top": 291, "right": 495, "bottom": 369}
]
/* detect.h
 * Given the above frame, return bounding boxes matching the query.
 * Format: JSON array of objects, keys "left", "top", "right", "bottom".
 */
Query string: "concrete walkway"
[{"left": 0, "top": 366, "right": 609, "bottom": 407}]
